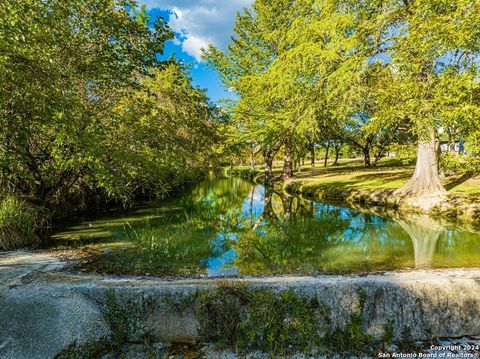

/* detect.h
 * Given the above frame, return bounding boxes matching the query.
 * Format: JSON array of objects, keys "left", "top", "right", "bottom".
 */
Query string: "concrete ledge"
[{"left": 1, "top": 252, "right": 480, "bottom": 358}]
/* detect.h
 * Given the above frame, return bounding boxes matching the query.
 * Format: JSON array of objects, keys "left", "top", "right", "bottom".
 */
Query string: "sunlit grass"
[
  {"left": 448, "top": 175, "right": 480, "bottom": 195},
  {"left": 254, "top": 157, "right": 480, "bottom": 195},
  {"left": 276, "top": 158, "right": 413, "bottom": 190}
]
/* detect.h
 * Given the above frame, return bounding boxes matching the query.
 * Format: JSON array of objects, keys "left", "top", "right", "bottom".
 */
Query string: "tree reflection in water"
[
  {"left": 49, "top": 177, "right": 480, "bottom": 276},
  {"left": 397, "top": 217, "right": 442, "bottom": 268}
]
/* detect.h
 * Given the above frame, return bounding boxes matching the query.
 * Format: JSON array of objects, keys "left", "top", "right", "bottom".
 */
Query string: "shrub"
[
  {"left": 439, "top": 152, "right": 479, "bottom": 176},
  {"left": 195, "top": 286, "right": 330, "bottom": 355},
  {"left": 0, "top": 196, "right": 40, "bottom": 250},
  {"left": 386, "top": 144, "right": 417, "bottom": 166}
]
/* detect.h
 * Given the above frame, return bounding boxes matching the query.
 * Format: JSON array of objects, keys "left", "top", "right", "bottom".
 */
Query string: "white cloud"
[
  {"left": 138, "top": 0, "right": 254, "bottom": 61},
  {"left": 181, "top": 34, "right": 210, "bottom": 61}
]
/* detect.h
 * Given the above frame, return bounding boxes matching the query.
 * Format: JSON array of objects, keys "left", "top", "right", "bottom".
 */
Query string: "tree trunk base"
[
  {"left": 281, "top": 149, "right": 293, "bottom": 180},
  {"left": 394, "top": 131, "right": 447, "bottom": 210},
  {"left": 396, "top": 192, "right": 449, "bottom": 211}
]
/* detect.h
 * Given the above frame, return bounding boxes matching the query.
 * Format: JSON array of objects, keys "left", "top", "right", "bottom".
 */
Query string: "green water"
[{"left": 48, "top": 177, "right": 480, "bottom": 277}]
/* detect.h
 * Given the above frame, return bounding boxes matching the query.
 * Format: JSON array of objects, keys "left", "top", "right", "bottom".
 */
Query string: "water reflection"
[
  {"left": 48, "top": 177, "right": 480, "bottom": 277},
  {"left": 397, "top": 217, "right": 442, "bottom": 268}
]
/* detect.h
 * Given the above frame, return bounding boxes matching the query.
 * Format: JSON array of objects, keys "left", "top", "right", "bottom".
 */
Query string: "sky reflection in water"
[{"left": 49, "top": 177, "right": 480, "bottom": 277}]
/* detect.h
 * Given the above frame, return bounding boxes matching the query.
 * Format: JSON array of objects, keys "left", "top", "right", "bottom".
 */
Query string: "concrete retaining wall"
[{"left": 1, "top": 253, "right": 480, "bottom": 358}]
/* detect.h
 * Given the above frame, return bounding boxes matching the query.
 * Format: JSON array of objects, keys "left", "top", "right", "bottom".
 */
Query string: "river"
[{"left": 47, "top": 176, "right": 480, "bottom": 277}]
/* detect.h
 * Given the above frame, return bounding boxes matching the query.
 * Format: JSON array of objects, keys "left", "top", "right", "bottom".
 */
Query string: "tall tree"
[
  {"left": 367, "top": 0, "right": 480, "bottom": 202},
  {"left": 0, "top": 0, "right": 173, "bottom": 207},
  {"left": 205, "top": 0, "right": 306, "bottom": 183},
  {"left": 99, "top": 63, "right": 217, "bottom": 202},
  {"left": 0, "top": 0, "right": 218, "bottom": 211},
  {"left": 208, "top": 0, "right": 480, "bottom": 203}
]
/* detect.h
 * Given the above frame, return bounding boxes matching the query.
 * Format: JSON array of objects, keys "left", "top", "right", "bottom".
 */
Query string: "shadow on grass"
[
  {"left": 290, "top": 171, "right": 410, "bottom": 191},
  {"left": 445, "top": 172, "right": 476, "bottom": 191},
  {"left": 352, "top": 172, "right": 411, "bottom": 184}
]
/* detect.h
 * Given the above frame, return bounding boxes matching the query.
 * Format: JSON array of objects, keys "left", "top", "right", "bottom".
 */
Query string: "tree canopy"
[
  {"left": 0, "top": 0, "right": 218, "bottom": 213},
  {"left": 205, "top": 0, "right": 480, "bottom": 199}
]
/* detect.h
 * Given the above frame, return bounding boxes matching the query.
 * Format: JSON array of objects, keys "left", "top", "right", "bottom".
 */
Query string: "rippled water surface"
[{"left": 48, "top": 177, "right": 480, "bottom": 277}]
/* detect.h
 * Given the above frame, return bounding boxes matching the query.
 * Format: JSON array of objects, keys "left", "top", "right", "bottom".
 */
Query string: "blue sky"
[{"left": 139, "top": 1, "right": 254, "bottom": 102}]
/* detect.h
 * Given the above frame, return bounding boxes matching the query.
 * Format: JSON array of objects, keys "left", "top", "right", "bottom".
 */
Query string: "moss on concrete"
[
  {"left": 4, "top": 252, "right": 480, "bottom": 358},
  {"left": 190, "top": 285, "right": 386, "bottom": 356}
]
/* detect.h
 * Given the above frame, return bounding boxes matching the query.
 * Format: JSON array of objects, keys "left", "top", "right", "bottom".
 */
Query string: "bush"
[
  {"left": 386, "top": 144, "right": 417, "bottom": 166},
  {"left": 439, "top": 152, "right": 479, "bottom": 176},
  {"left": 0, "top": 196, "right": 40, "bottom": 250}
]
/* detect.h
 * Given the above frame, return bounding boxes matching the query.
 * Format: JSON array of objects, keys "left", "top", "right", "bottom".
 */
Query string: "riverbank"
[
  {"left": 1, "top": 251, "right": 480, "bottom": 358},
  {"left": 230, "top": 159, "right": 480, "bottom": 225}
]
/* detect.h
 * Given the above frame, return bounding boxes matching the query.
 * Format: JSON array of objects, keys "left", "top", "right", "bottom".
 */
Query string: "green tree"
[
  {"left": 0, "top": 0, "right": 219, "bottom": 219},
  {"left": 99, "top": 63, "right": 217, "bottom": 202},
  {"left": 205, "top": 0, "right": 305, "bottom": 183},
  {"left": 0, "top": 0, "right": 172, "bottom": 208},
  {"left": 366, "top": 0, "right": 480, "bottom": 202},
  {"left": 209, "top": 0, "right": 480, "bottom": 207}
]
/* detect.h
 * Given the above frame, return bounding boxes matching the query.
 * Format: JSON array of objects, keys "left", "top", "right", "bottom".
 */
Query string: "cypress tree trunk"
[
  {"left": 310, "top": 145, "right": 315, "bottom": 170},
  {"left": 333, "top": 145, "right": 341, "bottom": 166},
  {"left": 363, "top": 145, "right": 371, "bottom": 167},
  {"left": 263, "top": 153, "right": 274, "bottom": 184},
  {"left": 281, "top": 148, "right": 293, "bottom": 179},
  {"left": 396, "top": 130, "right": 446, "bottom": 198},
  {"left": 437, "top": 140, "right": 446, "bottom": 179},
  {"left": 296, "top": 159, "right": 302, "bottom": 173},
  {"left": 373, "top": 145, "right": 387, "bottom": 166},
  {"left": 250, "top": 147, "right": 255, "bottom": 171},
  {"left": 323, "top": 143, "right": 330, "bottom": 167},
  {"left": 263, "top": 143, "right": 281, "bottom": 185}
]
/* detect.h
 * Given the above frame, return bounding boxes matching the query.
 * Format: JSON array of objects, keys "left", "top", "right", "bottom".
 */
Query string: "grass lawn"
[{"left": 244, "top": 157, "right": 480, "bottom": 196}]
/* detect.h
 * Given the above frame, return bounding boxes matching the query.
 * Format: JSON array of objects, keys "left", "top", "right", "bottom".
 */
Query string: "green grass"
[
  {"left": 252, "top": 157, "right": 480, "bottom": 195},
  {"left": 447, "top": 175, "right": 480, "bottom": 195}
]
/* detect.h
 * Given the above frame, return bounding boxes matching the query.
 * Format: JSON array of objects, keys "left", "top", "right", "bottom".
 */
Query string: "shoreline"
[
  {"left": 278, "top": 179, "right": 480, "bottom": 227},
  {"left": 227, "top": 167, "right": 480, "bottom": 226}
]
